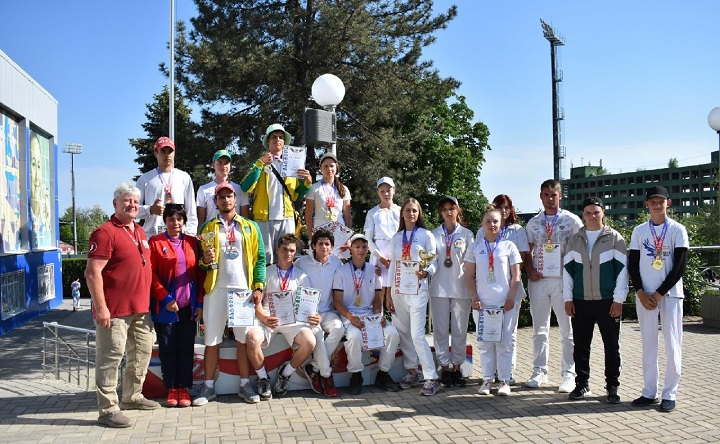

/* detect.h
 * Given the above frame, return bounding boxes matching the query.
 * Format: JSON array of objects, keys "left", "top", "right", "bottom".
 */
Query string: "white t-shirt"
[
  {"left": 388, "top": 227, "right": 436, "bottom": 291},
  {"left": 267, "top": 159, "right": 287, "bottom": 220},
  {"left": 333, "top": 261, "right": 380, "bottom": 316},
  {"left": 585, "top": 228, "right": 602, "bottom": 254},
  {"left": 526, "top": 209, "right": 583, "bottom": 267},
  {"left": 364, "top": 204, "right": 401, "bottom": 258},
  {"left": 295, "top": 254, "right": 343, "bottom": 313},
  {"left": 464, "top": 238, "right": 522, "bottom": 307},
  {"left": 262, "top": 264, "right": 309, "bottom": 327},
  {"left": 429, "top": 224, "right": 474, "bottom": 299},
  {"left": 630, "top": 217, "right": 689, "bottom": 298},
  {"left": 305, "top": 180, "right": 351, "bottom": 228},
  {"left": 196, "top": 180, "right": 250, "bottom": 223},
  {"left": 215, "top": 225, "right": 249, "bottom": 290},
  {"left": 136, "top": 167, "right": 198, "bottom": 236}
]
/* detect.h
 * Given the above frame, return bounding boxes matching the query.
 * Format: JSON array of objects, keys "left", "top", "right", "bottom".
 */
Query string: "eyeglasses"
[{"left": 165, "top": 203, "right": 185, "bottom": 212}]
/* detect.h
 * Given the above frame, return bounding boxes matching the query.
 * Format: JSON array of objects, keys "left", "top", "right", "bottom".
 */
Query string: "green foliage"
[
  {"left": 58, "top": 205, "right": 109, "bottom": 253},
  {"left": 668, "top": 157, "right": 679, "bottom": 168},
  {"left": 61, "top": 258, "right": 90, "bottom": 298}
]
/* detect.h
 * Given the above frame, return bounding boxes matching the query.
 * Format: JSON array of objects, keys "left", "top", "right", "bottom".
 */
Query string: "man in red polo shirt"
[{"left": 85, "top": 182, "right": 159, "bottom": 428}]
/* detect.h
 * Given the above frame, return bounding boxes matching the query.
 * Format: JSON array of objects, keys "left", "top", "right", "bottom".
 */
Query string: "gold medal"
[
  {"left": 325, "top": 208, "right": 336, "bottom": 221},
  {"left": 544, "top": 242, "right": 555, "bottom": 252},
  {"left": 652, "top": 258, "right": 664, "bottom": 270},
  {"left": 354, "top": 293, "right": 362, "bottom": 307}
]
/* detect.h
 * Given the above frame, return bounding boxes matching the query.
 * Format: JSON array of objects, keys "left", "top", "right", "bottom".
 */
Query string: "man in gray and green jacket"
[{"left": 562, "top": 197, "right": 629, "bottom": 404}]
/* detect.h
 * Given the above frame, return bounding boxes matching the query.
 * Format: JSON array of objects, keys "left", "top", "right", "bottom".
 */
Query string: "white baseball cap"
[{"left": 377, "top": 177, "right": 395, "bottom": 188}]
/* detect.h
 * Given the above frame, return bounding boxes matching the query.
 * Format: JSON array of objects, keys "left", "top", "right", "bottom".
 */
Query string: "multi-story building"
[{"left": 564, "top": 151, "right": 719, "bottom": 221}]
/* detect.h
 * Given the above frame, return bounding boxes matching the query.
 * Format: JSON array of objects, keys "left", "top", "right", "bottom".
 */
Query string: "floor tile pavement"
[{"left": 0, "top": 301, "right": 719, "bottom": 443}]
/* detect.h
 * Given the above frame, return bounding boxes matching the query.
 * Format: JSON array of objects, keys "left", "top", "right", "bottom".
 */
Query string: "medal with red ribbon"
[
  {"left": 156, "top": 168, "right": 173, "bottom": 203},
  {"left": 124, "top": 224, "right": 146, "bottom": 267},
  {"left": 484, "top": 238, "right": 497, "bottom": 284},
  {"left": 220, "top": 217, "right": 239, "bottom": 260},
  {"left": 350, "top": 262, "right": 365, "bottom": 307},
  {"left": 322, "top": 179, "right": 337, "bottom": 221},
  {"left": 649, "top": 220, "right": 668, "bottom": 270},
  {"left": 402, "top": 226, "right": 418, "bottom": 260},
  {"left": 277, "top": 265, "right": 293, "bottom": 291},
  {"left": 442, "top": 223, "right": 458, "bottom": 268},
  {"left": 543, "top": 211, "right": 560, "bottom": 252}
]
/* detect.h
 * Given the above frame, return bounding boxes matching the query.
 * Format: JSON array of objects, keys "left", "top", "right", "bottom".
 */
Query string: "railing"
[{"left": 42, "top": 321, "right": 96, "bottom": 390}]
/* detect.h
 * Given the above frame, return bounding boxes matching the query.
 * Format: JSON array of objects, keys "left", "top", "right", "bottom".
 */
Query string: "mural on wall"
[
  {"left": 37, "top": 263, "right": 55, "bottom": 304},
  {"left": 29, "top": 130, "right": 53, "bottom": 250},
  {"left": 1, "top": 270, "right": 25, "bottom": 320},
  {"left": 1, "top": 111, "right": 22, "bottom": 252}
]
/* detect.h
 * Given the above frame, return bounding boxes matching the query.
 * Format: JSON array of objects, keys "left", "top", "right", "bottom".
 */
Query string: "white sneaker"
[
  {"left": 497, "top": 381, "right": 511, "bottom": 396},
  {"left": 478, "top": 380, "right": 492, "bottom": 395},
  {"left": 558, "top": 373, "right": 575, "bottom": 393},
  {"left": 525, "top": 368, "right": 548, "bottom": 388}
]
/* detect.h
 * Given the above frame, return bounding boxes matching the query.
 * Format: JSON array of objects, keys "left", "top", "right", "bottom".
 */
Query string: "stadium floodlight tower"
[
  {"left": 541, "top": 19, "right": 566, "bottom": 182},
  {"left": 63, "top": 143, "right": 83, "bottom": 253}
]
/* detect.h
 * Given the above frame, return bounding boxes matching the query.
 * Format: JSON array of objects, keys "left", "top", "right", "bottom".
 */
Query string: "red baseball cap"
[
  {"left": 214, "top": 182, "right": 235, "bottom": 196},
  {"left": 154, "top": 137, "right": 176, "bottom": 151}
]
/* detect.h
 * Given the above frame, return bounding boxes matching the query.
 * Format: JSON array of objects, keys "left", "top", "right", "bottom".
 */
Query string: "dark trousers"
[
  {"left": 154, "top": 306, "right": 196, "bottom": 389},
  {"left": 571, "top": 299, "right": 621, "bottom": 388}
]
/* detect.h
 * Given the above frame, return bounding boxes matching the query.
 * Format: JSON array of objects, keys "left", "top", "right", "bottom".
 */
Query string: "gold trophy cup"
[
  {"left": 199, "top": 232, "right": 218, "bottom": 269},
  {"left": 417, "top": 247, "right": 438, "bottom": 270}
]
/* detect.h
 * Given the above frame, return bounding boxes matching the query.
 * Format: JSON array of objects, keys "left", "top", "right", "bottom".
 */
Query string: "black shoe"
[
  {"left": 659, "top": 399, "right": 676, "bottom": 412},
  {"left": 606, "top": 386, "right": 620, "bottom": 404},
  {"left": 568, "top": 385, "right": 592, "bottom": 400},
  {"left": 349, "top": 372, "right": 363, "bottom": 396},
  {"left": 440, "top": 370, "right": 453, "bottom": 387},
  {"left": 631, "top": 396, "right": 658, "bottom": 407},
  {"left": 375, "top": 370, "right": 400, "bottom": 392},
  {"left": 452, "top": 370, "right": 466, "bottom": 387}
]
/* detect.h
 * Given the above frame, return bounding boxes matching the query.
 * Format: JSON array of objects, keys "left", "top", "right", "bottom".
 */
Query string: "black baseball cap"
[
  {"left": 582, "top": 196, "right": 603, "bottom": 209},
  {"left": 646, "top": 185, "right": 669, "bottom": 200}
]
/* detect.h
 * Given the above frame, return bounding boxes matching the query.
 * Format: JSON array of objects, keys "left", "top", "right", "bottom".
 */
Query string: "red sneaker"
[
  {"left": 323, "top": 374, "right": 339, "bottom": 397},
  {"left": 177, "top": 388, "right": 192, "bottom": 407},
  {"left": 165, "top": 388, "right": 179, "bottom": 407},
  {"left": 304, "top": 364, "right": 323, "bottom": 394}
]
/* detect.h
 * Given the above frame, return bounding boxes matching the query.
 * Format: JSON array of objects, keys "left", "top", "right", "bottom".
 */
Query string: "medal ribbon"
[
  {"left": 484, "top": 238, "right": 497, "bottom": 274},
  {"left": 499, "top": 225, "right": 509, "bottom": 241},
  {"left": 219, "top": 217, "right": 237, "bottom": 244},
  {"left": 350, "top": 262, "right": 365, "bottom": 298},
  {"left": 544, "top": 210, "right": 560, "bottom": 244},
  {"left": 442, "top": 223, "right": 458, "bottom": 261},
  {"left": 123, "top": 223, "right": 146, "bottom": 267},
  {"left": 649, "top": 220, "right": 668, "bottom": 259},
  {"left": 277, "top": 265, "right": 293, "bottom": 291},
  {"left": 402, "top": 226, "right": 418, "bottom": 260},
  {"left": 321, "top": 179, "right": 337, "bottom": 209},
  {"left": 156, "top": 168, "right": 173, "bottom": 202}
]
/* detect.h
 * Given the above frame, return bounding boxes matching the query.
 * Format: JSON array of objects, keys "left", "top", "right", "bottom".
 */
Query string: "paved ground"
[{"left": 1, "top": 299, "right": 719, "bottom": 443}]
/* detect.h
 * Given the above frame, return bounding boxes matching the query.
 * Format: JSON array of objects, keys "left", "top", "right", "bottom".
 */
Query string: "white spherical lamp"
[
  {"left": 709, "top": 107, "right": 720, "bottom": 133},
  {"left": 311, "top": 74, "right": 345, "bottom": 107}
]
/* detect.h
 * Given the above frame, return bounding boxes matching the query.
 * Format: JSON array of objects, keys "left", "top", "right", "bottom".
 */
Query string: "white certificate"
[
  {"left": 294, "top": 286, "right": 321, "bottom": 323},
  {"left": 267, "top": 291, "right": 296, "bottom": 326},
  {"left": 537, "top": 243, "right": 562, "bottom": 278},
  {"left": 476, "top": 306, "right": 503, "bottom": 343},
  {"left": 314, "top": 221, "right": 354, "bottom": 257},
  {"left": 360, "top": 314, "right": 385, "bottom": 351},
  {"left": 393, "top": 260, "right": 419, "bottom": 296},
  {"left": 227, "top": 290, "right": 255, "bottom": 327},
  {"left": 281, "top": 145, "right": 306, "bottom": 178}
]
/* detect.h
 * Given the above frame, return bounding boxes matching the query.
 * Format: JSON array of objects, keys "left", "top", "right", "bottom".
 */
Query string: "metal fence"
[{"left": 42, "top": 321, "right": 96, "bottom": 390}]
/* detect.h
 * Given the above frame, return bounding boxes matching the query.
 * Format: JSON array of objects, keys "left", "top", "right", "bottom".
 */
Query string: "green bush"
[{"left": 61, "top": 258, "right": 90, "bottom": 298}]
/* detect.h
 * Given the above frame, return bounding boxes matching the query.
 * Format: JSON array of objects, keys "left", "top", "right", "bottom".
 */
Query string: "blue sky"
[{"left": 1, "top": 0, "right": 718, "bottom": 216}]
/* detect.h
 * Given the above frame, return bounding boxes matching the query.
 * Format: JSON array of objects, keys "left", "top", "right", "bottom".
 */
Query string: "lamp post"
[
  {"left": 708, "top": 107, "right": 720, "bottom": 267},
  {"left": 63, "top": 143, "right": 82, "bottom": 253},
  {"left": 311, "top": 74, "right": 345, "bottom": 155}
]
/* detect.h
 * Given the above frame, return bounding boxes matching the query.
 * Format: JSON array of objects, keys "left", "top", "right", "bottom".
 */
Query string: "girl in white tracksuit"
[
  {"left": 385, "top": 198, "right": 440, "bottom": 396},
  {"left": 465, "top": 206, "right": 522, "bottom": 396},
  {"left": 429, "top": 196, "right": 474, "bottom": 387},
  {"left": 364, "top": 177, "right": 401, "bottom": 290}
]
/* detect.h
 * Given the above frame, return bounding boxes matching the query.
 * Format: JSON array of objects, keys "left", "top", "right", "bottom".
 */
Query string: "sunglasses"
[{"left": 164, "top": 203, "right": 185, "bottom": 212}]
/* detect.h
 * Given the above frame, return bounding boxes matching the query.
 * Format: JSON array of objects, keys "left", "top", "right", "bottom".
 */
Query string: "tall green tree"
[
  {"left": 59, "top": 205, "right": 108, "bottom": 252},
  {"left": 129, "top": 86, "right": 212, "bottom": 185},
  {"left": 173, "top": 0, "right": 491, "bottom": 227}
]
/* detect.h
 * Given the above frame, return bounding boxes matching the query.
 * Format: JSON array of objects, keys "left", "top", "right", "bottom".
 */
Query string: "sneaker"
[
  {"left": 525, "top": 368, "right": 548, "bottom": 388},
  {"left": 177, "top": 388, "right": 192, "bottom": 407},
  {"left": 375, "top": 370, "right": 400, "bottom": 392},
  {"left": 420, "top": 379, "right": 441, "bottom": 396},
  {"left": 349, "top": 371, "right": 363, "bottom": 396},
  {"left": 239, "top": 383, "right": 260, "bottom": 404},
  {"left": 441, "top": 370, "right": 453, "bottom": 387},
  {"left": 192, "top": 385, "right": 217, "bottom": 406},
  {"left": 399, "top": 373, "right": 421, "bottom": 389},
  {"left": 452, "top": 370, "right": 466, "bottom": 387},
  {"left": 478, "top": 380, "right": 492, "bottom": 395},
  {"left": 508, "top": 376, "right": 516, "bottom": 386},
  {"left": 558, "top": 373, "right": 575, "bottom": 393},
  {"left": 631, "top": 395, "right": 658, "bottom": 407},
  {"left": 98, "top": 410, "right": 132, "bottom": 428},
  {"left": 568, "top": 385, "right": 592, "bottom": 400},
  {"left": 304, "top": 364, "right": 323, "bottom": 394},
  {"left": 258, "top": 377, "right": 272, "bottom": 401},
  {"left": 322, "top": 374, "right": 339, "bottom": 397},
  {"left": 497, "top": 381, "right": 511, "bottom": 396},
  {"left": 119, "top": 396, "right": 160, "bottom": 410},
  {"left": 165, "top": 388, "right": 179, "bottom": 408},
  {"left": 274, "top": 364, "right": 291, "bottom": 397},
  {"left": 606, "top": 386, "right": 620, "bottom": 404},
  {"left": 659, "top": 399, "right": 675, "bottom": 412}
]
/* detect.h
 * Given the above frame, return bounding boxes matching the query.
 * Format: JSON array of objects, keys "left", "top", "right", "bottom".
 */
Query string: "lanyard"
[
  {"left": 442, "top": 223, "right": 458, "bottom": 260},
  {"left": 402, "top": 226, "right": 418, "bottom": 260},
  {"left": 219, "top": 217, "right": 237, "bottom": 243},
  {"left": 123, "top": 223, "right": 146, "bottom": 267},
  {"left": 649, "top": 220, "right": 668, "bottom": 258},
  {"left": 484, "top": 238, "right": 497, "bottom": 273},
  {"left": 499, "top": 225, "right": 509, "bottom": 241},
  {"left": 350, "top": 262, "right": 366, "bottom": 294},
  {"left": 543, "top": 210, "right": 560, "bottom": 244},
  {"left": 156, "top": 168, "right": 173, "bottom": 203},
  {"left": 321, "top": 179, "right": 337, "bottom": 209},
  {"left": 277, "top": 265, "right": 293, "bottom": 291}
]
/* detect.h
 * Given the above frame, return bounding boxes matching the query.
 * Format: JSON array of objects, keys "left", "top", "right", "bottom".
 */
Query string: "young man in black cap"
[
  {"left": 628, "top": 185, "right": 689, "bottom": 413},
  {"left": 563, "top": 197, "right": 628, "bottom": 403}
]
